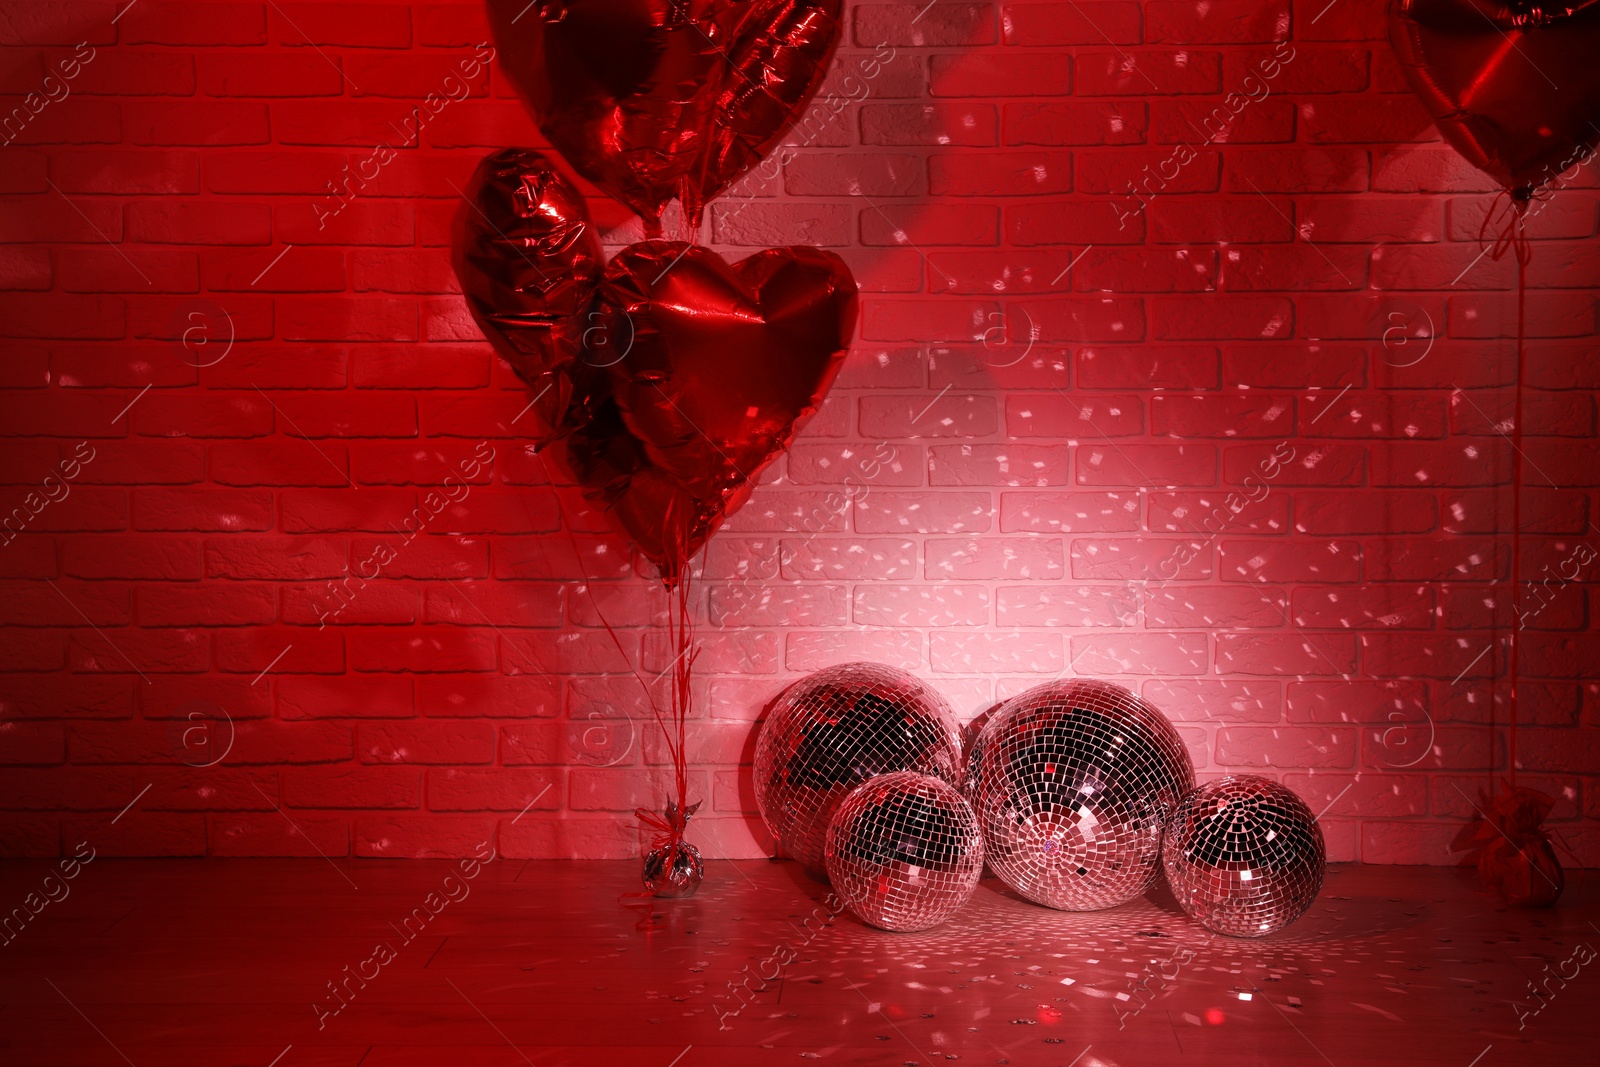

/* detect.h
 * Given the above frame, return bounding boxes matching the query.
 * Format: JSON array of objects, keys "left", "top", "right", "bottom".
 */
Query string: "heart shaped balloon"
[
  {"left": 1390, "top": 0, "right": 1600, "bottom": 195},
  {"left": 565, "top": 241, "right": 857, "bottom": 585},
  {"left": 486, "top": 0, "right": 842, "bottom": 231},
  {"left": 452, "top": 148, "right": 607, "bottom": 446}
]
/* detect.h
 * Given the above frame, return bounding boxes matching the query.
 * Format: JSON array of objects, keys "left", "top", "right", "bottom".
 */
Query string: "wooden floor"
[{"left": 1, "top": 857, "right": 1594, "bottom": 1066}]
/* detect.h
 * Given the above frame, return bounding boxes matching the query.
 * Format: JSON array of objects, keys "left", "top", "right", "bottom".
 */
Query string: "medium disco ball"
[
  {"left": 966, "top": 679, "right": 1194, "bottom": 911},
  {"left": 824, "top": 771, "right": 985, "bottom": 932},
  {"left": 754, "top": 662, "right": 963, "bottom": 874},
  {"left": 1162, "top": 774, "right": 1326, "bottom": 938}
]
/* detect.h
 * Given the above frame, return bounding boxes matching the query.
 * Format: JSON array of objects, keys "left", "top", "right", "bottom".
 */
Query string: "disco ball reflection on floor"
[
  {"left": 1162, "top": 774, "right": 1326, "bottom": 937},
  {"left": 965, "top": 679, "right": 1194, "bottom": 911},
  {"left": 824, "top": 771, "right": 984, "bottom": 932},
  {"left": 754, "top": 662, "right": 963, "bottom": 874}
]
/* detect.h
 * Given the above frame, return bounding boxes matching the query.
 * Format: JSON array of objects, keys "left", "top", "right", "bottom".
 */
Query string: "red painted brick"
[
  {"left": 270, "top": 4, "right": 411, "bottom": 47},
  {"left": 1077, "top": 50, "right": 1222, "bottom": 96},
  {"left": 1302, "top": 96, "right": 1438, "bottom": 145},
  {"left": 787, "top": 151, "right": 928, "bottom": 199},
  {"left": 997, "top": 584, "right": 1136, "bottom": 628},
  {"left": 0, "top": 246, "right": 50, "bottom": 290},
  {"left": 0, "top": 671, "right": 129, "bottom": 719},
  {"left": 1001, "top": 3, "right": 1140, "bottom": 46},
  {"left": 1077, "top": 442, "right": 1215, "bottom": 486},
  {"left": 120, "top": 3, "right": 267, "bottom": 45},
  {"left": 69, "top": 627, "right": 209, "bottom": 674},
  {"left": 924, "top": 537, "right": 1061, "bottom": 581},
  {"left": 1296, "top": 491, "right": 1435, "bottom": 535},
  {"left": 345, "top": 535, "right": 488, "bottom": 580},
  {"left": 1218, "top": 537, "right": 1360, "bottom": 583},
  {"left": 1223, "top": 244, "right": 1367, "bottom": 291},
  {"left": 1146, "top": 1, "right": 1287, "bottom": 42},
  {"left": 1222, "top": 442, "right": 1365, "bottom": 486},
  {"left": 283, "top": 766, "right": 419, "bottom": 809},
  {"left": 1148, "top": 490, "right": 1289, "bottom": 536},
  {"left": 0, "top": 723, "right": 65, "bottom": 764},
  {"left": 215, "top": 626, "right": 344, "bottom": 675},
  {"left": 1078, "top": 149, "right": 1223, "bottom": 196},
  {"left": 278, "top": 674, "right": 414, "bottom": 719},
  {"left": 0, "top": 628, "right": 65, "bottom": 672},
  {"left": 931, "top": 444, "right": 1069, "bottom": 486},
  {"left": 853, "top": 4, "right": 997, "bottom": 46},
  {"left": 1070, "top": 632, "right": 1208, "bottom": 675},
  {"left": 1004, "top": 101, "right": 1147, "bottom": 146},
  {"left": 713, "top": 202, "right": 853, "bottom": 247},
  {"left": 780, "top": 536, "right": 918, "bottom": 582},
  {"left": 1148, "top": 197, "right": 1295, "bottom": 243},
  {"left": 1146, "top": 585, "right": 1288, "bottom": 629},
  {"left": 1215, "top": 632, "right": 1358, "bottom": 675},
  {"left": 1223, "top": 344, "right": 1365, "bottom": 389},
  {"left": 930, "top": 53, "right": 1071, "bottom": 97},
  {"left": 205, "top": 535, "right": 348, "bottom": 580},
  {"left": 854, "top": 583, "right": 990, "bottom": 627},
  {"left": 1072, "top": 536, "right": 1213, "bottom": 581},
  {"left": 1152, "top": 393, "right": 1295, "bottom": 437},
  {"left": 210, "top": 440, "right": 350, "bottom": 487},
  {"left": 860, "top": 393, "right": 997, "bottom": 437},
  {"left": 0, "top": 0, "right": 1592, "bottom": 867},
  {"left": 997, "top": 490, "right": 1140, "bottom": 533},
  {"left": 138, "top": 582, "right": 278, "bottom": 627},
  {"left": 62, "top": 535, "right": 200, "bottom": 580},
  {"left": 1153, "top": 295, "right": 1292, "bottom": 340},
  {"left": 1448, "top": 193, "right": 1597, "bottom": 241},
  {"left": 788, "top": 443, "right": 921, "bottom": 488},
  {"left": 855, "top": 490, "right": 992, "bottom": 533},
  {"left": 861, "top": 103, "right": 997, "bottom": 146},
  {"left": 358, "top": 721, "right": 492, "bottom": 765},
  {"left": 1022, "top": 298, "right": 1146, "bottom": 341},
  {"left": 1077, "top": 346, "right": 1218, "bottom": 389},
  {"left": 861, "top": 202, "right": 998, "bottom": 246},
  {"left": 929, "top": 631, "right": 1061, "bottom": 673},
  {"left": 1216, "top": 726, "right": 1356, "bottom": 768},
  {"left": 1145, "top": 679, "right": 1282, "bottom": 723},
  {"left": 1291, "top": 583, "right": 1436, "bottom": 630},
  {"left": 860, "top": 297, "right": 998, "bottom": 342},
  {"left": 1150, "top": 99, "right": 1296, "bottom": 145},
  {"left": 282, "top": 579, "right": 418, "bottom": 628},
  {"left": 929, "top": 151, "right": 1073, "bottom": 197}
]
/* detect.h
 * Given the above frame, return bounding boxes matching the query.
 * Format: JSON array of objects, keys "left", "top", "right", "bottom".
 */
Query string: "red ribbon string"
[{"left": 1478, "top": 189, "right": 1530, "bottom": 788}]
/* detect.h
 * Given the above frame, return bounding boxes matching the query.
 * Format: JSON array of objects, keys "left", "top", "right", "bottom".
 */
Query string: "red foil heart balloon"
[
  {"left": 486, "top": 0, "right": 842, "bottom": 231},
  {"left": 1390, "top": 0, "right": 1600, "bottom": 195},
  {"left": 564, "top": 241, "right": 857, "bottom": 586},
  {"left": 452, "top": 148, "right": 607, "bottom": 446}
]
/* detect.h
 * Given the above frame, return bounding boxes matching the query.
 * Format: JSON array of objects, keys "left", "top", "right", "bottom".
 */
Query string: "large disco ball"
[
  {"left": 1162, "top": 774, "right": 1326, "bottom": 938},
  {"left": 754, "top": 662, "right": 963, "bottom": 874},
  {"left": 966, "top": 679, "right": 1194, "bottom": 911},
  {"left": 824, "top": 771, "right": 985, "bottom": 932}
]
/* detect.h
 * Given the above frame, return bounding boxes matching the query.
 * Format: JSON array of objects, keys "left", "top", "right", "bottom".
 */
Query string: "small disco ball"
[
  {"left": 754, "top": 662, "right": 963, "bottom": 874},
  {"left": 966, "top": 679, "right": 1194, "bottom": 911},
  {"left": 825, "top": 772, "right": 985, "bottom": 932},
  {"left": 1162, "top": 774, "right": 1326, "bottom": 938}
]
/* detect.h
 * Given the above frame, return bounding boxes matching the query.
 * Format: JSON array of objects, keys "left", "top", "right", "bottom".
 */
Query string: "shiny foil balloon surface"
[
  {"left": 486, "top": 0, "right": 842, "bottom": 229},
  {"left": 576, "top": 240, "right": 855, "bottom": 586},
  {"left": 824, "top": 771, "right": 984, "bottom": 932},
  {"left": 754, "top": 663, "right": 963, "bottom": 875},
  {"left": 452, "top": 148, "right": 606, "bottom": 446},
  {"left": 1390, "top": 0, "right": 1600, "bottom": 194},
  {"left": 965, "top": 680, "right": 1194, "bottom": 912},
  {"left": 642, "top": 839, "right": 704, "bottom": 897},
  {"left": 1162, "top": 775, "right": 1326, "bottom": 938}
]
